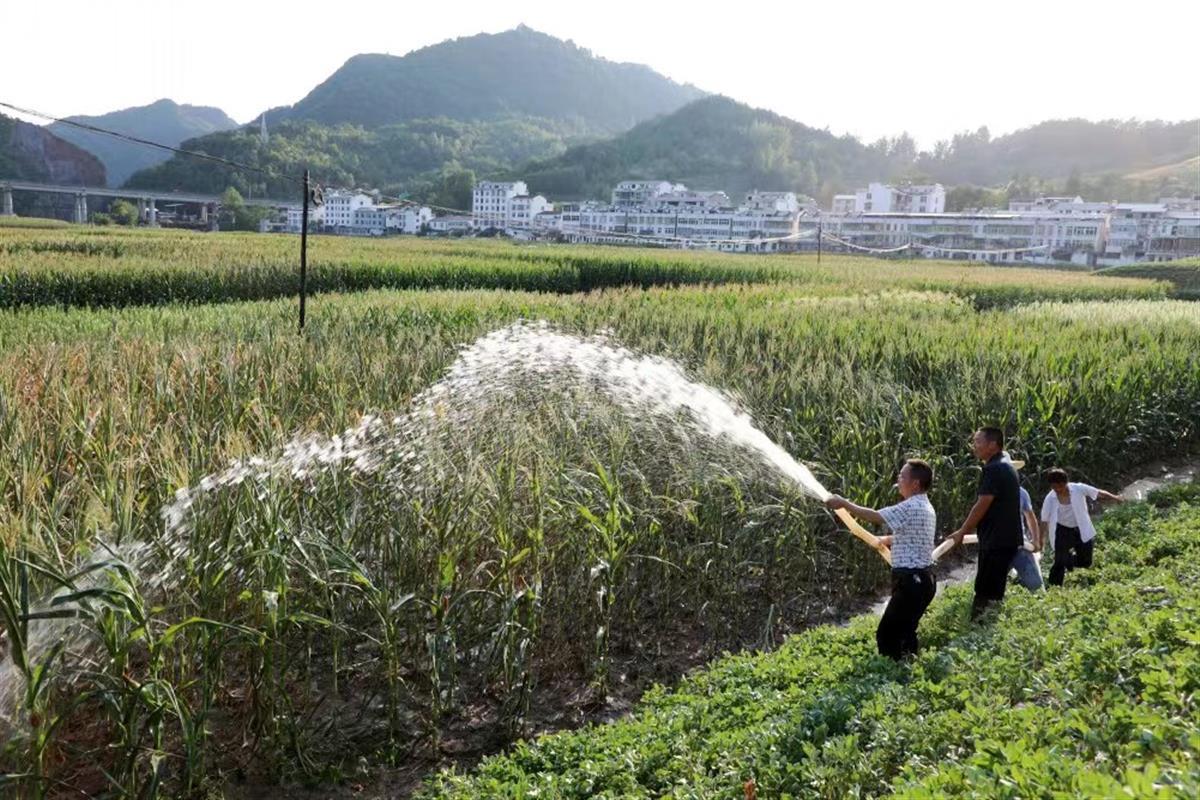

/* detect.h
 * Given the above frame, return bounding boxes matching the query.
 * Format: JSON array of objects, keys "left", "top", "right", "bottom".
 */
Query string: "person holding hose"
[
  {"left": 826, "top": 459, "right": 936, "bottom": 660},
  {"left": 950, "top": 427, "right": 1022, "bottom": 620}
]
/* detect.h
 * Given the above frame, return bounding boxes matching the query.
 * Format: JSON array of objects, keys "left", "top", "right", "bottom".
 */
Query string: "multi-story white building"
[
  {"left": 396, "top": 206, "right": 433, "bottom": 234},
  {"left": 744, "top": 191, "right": 803, "bottom": 214},
  {"left": 472, "top": 181, "right": 528, "bottom": 229},
  {"left": 1009, "top": 196, "right": 1111, "bottom": 216},
  {"left": 815, "top": 211, "right": 1108, "bottom": 264},
  {"left": 611, "top": 180, "right": 683, "bottom": 208},
  {"left": 1101, "top": 203, "right": 1166, "bottom": 264},
  {"left": 352, "top": 206, "right": 389, "bottom": 235},
  {"left": 830, "top": 195, "right": 856, "bottom": 215},
  {"left": 645, "top": 189, "right": 729, "bottom": 210},
  {"left": 285, "top": 204, "right": 325, "bottom": 233},
  {"left": 569, "top": 204, "right": 799, "bottom": 251},
  {"left": 322, "top": 191, "right": 373, "bottom": 231},
  {"left": 1160, "top": 196, "right": 1200, "bottom": 213},
  {"left": 1145, "top": 210, "right": 1200, "bottom": 261},
  {"left": 508, "top": 194, "right": 551, "bottom": 230},
  {"left": 853, "top": 183, "right": 946, "bottom": 214}
]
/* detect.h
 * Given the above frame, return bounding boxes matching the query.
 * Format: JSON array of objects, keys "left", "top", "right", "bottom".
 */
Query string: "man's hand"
[
  {"left": 825, "top": 495, "right": 849, "bottom": 511},
  {"left": 950, "top": 528, "right": 966, "bottom": 546}
]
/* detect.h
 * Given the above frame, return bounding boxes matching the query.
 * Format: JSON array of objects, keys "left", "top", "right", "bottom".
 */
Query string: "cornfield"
[{"left": 0, "top": 226, "right": 1167, "bottom": 310}]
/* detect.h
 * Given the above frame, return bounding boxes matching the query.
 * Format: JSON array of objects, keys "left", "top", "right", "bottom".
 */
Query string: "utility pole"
[{"left": 299, "top": 169, "right": 309, "bottom": 332}]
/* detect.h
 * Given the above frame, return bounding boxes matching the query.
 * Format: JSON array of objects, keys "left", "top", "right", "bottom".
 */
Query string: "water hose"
[
  {"left": 932, "top": 533, "right": 1035, "bottom": 561},
  {"left": 837, "top": 507, "right": 893, "bottom": 564}
]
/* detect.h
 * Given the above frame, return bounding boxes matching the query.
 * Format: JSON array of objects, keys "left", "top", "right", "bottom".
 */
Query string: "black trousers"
[
  {"left": 1048, "top": 525, "right": 1092, "bottom": 586},
  {"left": 972, "top": 546, "right": 1019, "bottom": 620},
  {"left": 878, "top": 567, "right": 937, "bottom": 660}
]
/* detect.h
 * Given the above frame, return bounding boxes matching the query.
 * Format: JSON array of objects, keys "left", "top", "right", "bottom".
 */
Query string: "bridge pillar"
[
  {"left": 74, "top": 193, "right": 88, "bottom": 224},
  {"left": 199, "top": 202, "right": 208, "bottom": 224},
  {"left": 1, "top": 186, "right": 13, "bottom": 216},
  {"left": 147, "top": 198, "right": 158, "bottom": 227},
  {"left": 137, "top": 198, "right": 147, "bottom": 223}
]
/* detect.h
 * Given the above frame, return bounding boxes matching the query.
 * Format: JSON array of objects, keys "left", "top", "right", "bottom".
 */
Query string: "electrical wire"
[{"left": 0, "top": 99, "right": 305, "bottom": 185}]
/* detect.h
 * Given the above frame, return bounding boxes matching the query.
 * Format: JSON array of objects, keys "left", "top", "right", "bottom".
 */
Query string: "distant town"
[
  {"left": 275, "top": 179, "right": 1200, "bottom": 266},
  {"left": 4, "top": 176, "right": 1198, "bottom": 266}
]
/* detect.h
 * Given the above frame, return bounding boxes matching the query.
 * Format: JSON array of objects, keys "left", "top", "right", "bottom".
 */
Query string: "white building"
[
  {"left": 352, "top": 206, "right": 389, "bottom": 236},
  {"left": 1101, "top": 203, "right": 1166, "bottom": 264},
  {"left": 853, "top": 182, "right": 946, "bottom": 214},
  {"left": 533, "top": 210, "right": 563, "bottom": 231},
  {"left": 322, "top": 191, "right": 373, "bottom": 231},
  {"left": 396, "top": 206, "right": 433, "bottom": 234},
  {"left": 611, "top": 180, "right": 683, "bottom": 208},
  {"left": 570, "top": 204, "right": 799, "bottom": 251},
  {"left": 648, "top": 189, "right": 730, "bottom": 210},
  {"left": 1009, "top": 196, "right": 1111, "bottom": 216},
  {"left": 1145, "top": 210, "right": 1200, "bottom": 261},
  {"left": 428, "top": 215, "right": 475, "bottom": 235},
  {"left": 508, "top": 194, "right": 551, "bottom": 230},
  {"left": 744, "top": 191, "right": 802, "bottom": 214},
  {"left": 285, "top": 204, "right": 325, "bottom": 233},
  {"left": 831, "top": 195, "right": 857, "bottom": 215},
  {"left": 815, "top": 211, "right": 1107, "bottom": 264},
  {"left": 1160, "top": 196, "right": 1200, "bottom": 213},
  {"left": 472, "top": 181, "right": 528, "bottom": 229}
]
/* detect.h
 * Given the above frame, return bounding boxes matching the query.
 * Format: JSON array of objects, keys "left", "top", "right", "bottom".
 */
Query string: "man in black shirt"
[{"left": 950, "top": 427, "right": 1022, "bottom": 620}]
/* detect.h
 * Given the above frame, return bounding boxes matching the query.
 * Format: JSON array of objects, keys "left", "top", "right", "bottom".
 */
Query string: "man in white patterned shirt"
[{"left": 826, "top": 459, "right": 937, "bottom": 660}]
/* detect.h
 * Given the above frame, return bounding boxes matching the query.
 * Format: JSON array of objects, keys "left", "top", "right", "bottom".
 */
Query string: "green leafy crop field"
[{"left": 424, "top": 482, "right": 1200, "bottom": 798}]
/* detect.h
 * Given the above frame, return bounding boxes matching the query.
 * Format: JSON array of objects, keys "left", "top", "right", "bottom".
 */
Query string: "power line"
[{"left": 0, "top": 99, "right": 305, "bottom": 186}]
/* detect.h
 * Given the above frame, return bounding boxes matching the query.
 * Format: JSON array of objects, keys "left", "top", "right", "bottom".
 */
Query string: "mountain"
[
  {"left": 265, "top": 25, "right": 704, "bottom": 133},
  {"left": 1, "top": 113, "right": 106, "bottom": 185},
  {"left": 50, "top": 99, "right": 237, "bottom": 187},
  {"left": 512, "top": 95, "right": 899, "bottom": 202},
  {"left": 919, "top": 119, "right": 1200, "bottom": 189},
  {"left": 125, "top": 114, "right": 592, "bottom": 201}
]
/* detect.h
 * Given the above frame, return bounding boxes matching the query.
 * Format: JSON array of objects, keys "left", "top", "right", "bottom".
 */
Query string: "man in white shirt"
[
  {"left": 1040, "top": 468, "right": 1125, "bottom": 586},
  {"left": 826, "top": 459, "right": 936, "bottom": 660}
]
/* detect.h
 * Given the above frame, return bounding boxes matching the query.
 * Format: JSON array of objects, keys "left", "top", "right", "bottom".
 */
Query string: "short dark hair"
[
  {"left": 1045, "top": 468, "right": 1069, "bottom": 485},
  {"left": 904, "top": 458, "right": 934, "bottom": 491},
  {"left": 978, "top": 427, "right": 1005, "bottom": 448}
]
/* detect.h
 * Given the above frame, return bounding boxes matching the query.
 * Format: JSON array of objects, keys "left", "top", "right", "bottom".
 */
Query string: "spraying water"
[{"left": 160, "top": 321, "right": 835, "bottom": 536}]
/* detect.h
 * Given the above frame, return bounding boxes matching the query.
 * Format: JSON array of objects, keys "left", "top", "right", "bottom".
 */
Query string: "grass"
[
  {"left": 0, "top": 217, "right": 72, "bottom": 230},
  {"left": 1100, "top": 259, "right": 1200, "bottom": 300},
  {"left": 422, "top": 481, "right": 1200, "bottom": 798}
]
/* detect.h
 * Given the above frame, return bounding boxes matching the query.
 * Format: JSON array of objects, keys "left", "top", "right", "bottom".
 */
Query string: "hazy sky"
[{"left": 5, "top": 0, "right": 1198, "bottom": 147}]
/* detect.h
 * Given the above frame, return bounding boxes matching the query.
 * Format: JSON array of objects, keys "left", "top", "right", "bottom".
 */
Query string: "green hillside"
[
  {"left": 49, "top": 98, "right": 237, "bottom": 187},
  {"left": 267, "top": 25, "right": 704, "bottom": 133}
]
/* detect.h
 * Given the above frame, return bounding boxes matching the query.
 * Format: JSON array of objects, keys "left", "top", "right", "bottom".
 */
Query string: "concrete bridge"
[{"left": 0, "top": 179, "right": 298, "bottom": 225}]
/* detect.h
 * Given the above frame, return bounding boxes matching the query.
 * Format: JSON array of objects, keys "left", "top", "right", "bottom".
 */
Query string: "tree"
[
  {"left": 218, "top": 186, "right": 270, "bottom": 231},
  {"left": 429, "top": 167, "right": 476, "bottom": 211},
  {"left": 1064, "top": 167, "right": 1083, "bottom": 196},
  {"left": 110, "top": 199, "right": 139, "bottom": 226}
]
